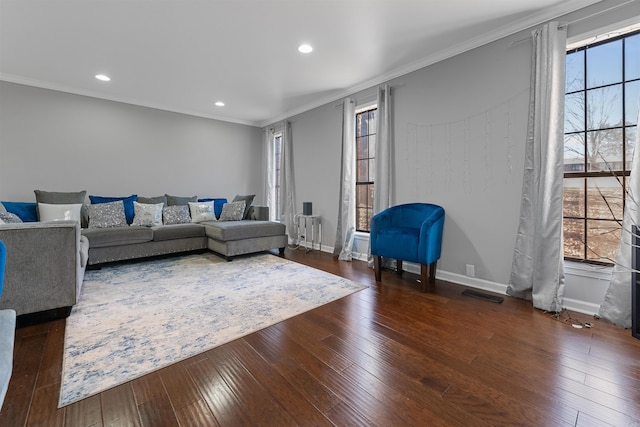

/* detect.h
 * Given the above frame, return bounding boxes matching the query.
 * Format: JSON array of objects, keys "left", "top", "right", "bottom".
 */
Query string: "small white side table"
[{"left": 295, "top": 214, "right": 322, "bottom": 252}]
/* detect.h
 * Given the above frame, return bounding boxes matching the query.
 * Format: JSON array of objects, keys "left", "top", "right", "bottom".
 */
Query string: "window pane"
[
  {"left": 357, "top": 113, "right": 369, "bottom": 136},
  {"left": 586, "top": 84, "right": 623, "bottom": 130},
  {"left": 587, "top": 40, "right": 622, "bottom": 88},
  {"left": 625, "top": 33, "right": 640, "bottom": 80},
  {"left": 586, "top": 219, "right": 621, "bottom": 262},
  {"left": 565, "top": 92, "right": 585, "bottom": 132},
  {"left": 356, "top": 159, "right": 368, "bottom": 182},
  {"left": 587, "top": 177, "right": 624, "bottom": 220},
  {"left": 564, "top": 133, "right": 585, "bottom": 172},
  {"left": 368, "top": 159, "right": 376, "bottom": 181},
  {"left": 368, "top": 134, "right": 377, "bottom": 158},
  {"left": 625, "top": 80, "right": 640, "bottom": 125},
  {"left": 587, "top": 128, "right": 623, "bottom": 172},
  {"left": 563, "top": 178, "right": 584, "bottom": 218},
  {"left": 627, "top": 126, "right": 637, "bottom": 169},
  {"left": 563, "top": 218, "right": 585, "bottom": 259},
  {"left": 566, "top": 50, "right": 584, "bottom": 92},
  {"left": 357, "top": 136, "right": 368, "bottom": 159},
  {"left": 368, "top": 110, "right": 377, "bottom": 134}
]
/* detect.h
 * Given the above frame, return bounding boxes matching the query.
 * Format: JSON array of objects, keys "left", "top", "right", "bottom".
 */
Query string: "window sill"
[{"left": 564, "top": 260, "right": 613, "bottom": 281}]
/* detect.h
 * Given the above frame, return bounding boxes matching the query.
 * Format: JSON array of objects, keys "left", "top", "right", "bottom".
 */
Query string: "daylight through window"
[
  {"left": 356, "top": 106, "right": 377, "bottom": 232},
  {"left": 563, "top": 29, "right": 640, "bottom": 263}
]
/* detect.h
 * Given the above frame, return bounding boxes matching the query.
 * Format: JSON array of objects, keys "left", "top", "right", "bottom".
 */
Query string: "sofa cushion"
[
  {"left": 166, "top": 194, "right": 197, "bottom": 206},
  {"left": 131, "top": 202, "right": 163, "bottom": 227},
  {"left": 88, "top": 201, "right": 128, "bottom": 229},
  {"left": 138, "top": 195, "right": 167, "bottom": 205},
  {"left": 197, "top": 198, "right": 227, "bottom": 219},
  {"left": 232, "top": 194, "right": 255, "bottom": 219},
  {"left": 34, "top": 190, "right": 88, "bottom": 226},
  {"left": 82, "top": 226, "right": 154, "bottom": 248},
  {"left": 152, "top": 224, "right": 206, "bottom": 241},
  {"left": 163, "top": 205, "right": 191, "bottom": 225},
  {"left": 1, "top": 202, "right": 38, "bottom": 222},
  {"left": 203, "top": 220, "right": 286, "bottom": 241},
  {"left": 219, "top": 201, "right": 245, "bottom": 221},
  {"left": 89, "top": 194, "right": 138, "bottom": 225}
]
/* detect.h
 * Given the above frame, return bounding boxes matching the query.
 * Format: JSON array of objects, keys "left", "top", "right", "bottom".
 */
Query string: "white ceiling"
[{"left": 0, "top": 0, "right": 602, "bottom": 127}]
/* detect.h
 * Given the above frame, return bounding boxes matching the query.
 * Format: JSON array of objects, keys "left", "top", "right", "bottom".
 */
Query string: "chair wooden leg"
[
  {"left": 420, "top": 261, "right": 438, "bottom": 292},
  {"left": 420, "top": 264, "right": 429, "bottom": 292},
  {"left": 396, "top": 259, "right": 403, "bottom": 276},
  {"left": 374, "top": 255, "right": 382, "bottom": 282},
  {"left": 429, "top": 261, "right": 437, "bottom": 284}
]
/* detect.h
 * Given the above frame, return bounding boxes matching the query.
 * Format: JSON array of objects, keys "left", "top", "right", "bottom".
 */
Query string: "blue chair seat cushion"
[{"left": 372, "top": 226, "right": 420, "bottom": 263}]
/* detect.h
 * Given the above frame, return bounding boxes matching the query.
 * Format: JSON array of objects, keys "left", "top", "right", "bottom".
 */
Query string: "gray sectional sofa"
[{"left": 0, "top": 196, "right": 287, "bottom": 324}]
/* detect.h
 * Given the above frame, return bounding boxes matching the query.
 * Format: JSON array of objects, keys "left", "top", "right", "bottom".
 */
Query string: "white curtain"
[
  {"left": 334, "top": 98, "right": 356, "bottom": 261},
  {"left": 507, "top": 22, "right": 566, "bottom": 312},
  {"left": 280, "top": 121, "right": 298, "bottom": 243},
  {"left": 368, "top": 84, "right": 393, "bottom": 266},
  {"left": 599, "top": 105, "right": 640, "bottom": 328},
  {"left": 263, "top": 127, "right": 276, "bottom": 221}
]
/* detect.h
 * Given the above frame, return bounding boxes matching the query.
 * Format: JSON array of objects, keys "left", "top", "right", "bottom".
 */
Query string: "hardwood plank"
[
  {"left": 174, "top": 399, "right": 220, "bottom": 427},
  {"left": 35, "top": 319, "right": 66, "bottom": 389},
  {"left": 158, "top": 362, "right": 202, "bottom": 413},
  {"left": 64, "top": 394, "right": 102, "bottom": 427},
  {"left": 101, "top": 383, "right": 142, "bottom": 427},
  {"left": 131, "top": 372, "right": 178, "bottom": 427},
  {"left": 185, "top": 355, "right": 254, "bottom": 426},
  {"left": 24, "top": 383, "right": 65, "bottom": 427}
]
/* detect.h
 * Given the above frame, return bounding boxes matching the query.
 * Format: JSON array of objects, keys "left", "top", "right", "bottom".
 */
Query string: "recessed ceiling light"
[
  {"left": 214, "top": 101, "right": 225, "bottom": 107},
  {"left": 298, "top": 44, "right": 313, "bottom": 54},
  {"left": 95, "top": 74, "right": 110, "bottom": 81}
]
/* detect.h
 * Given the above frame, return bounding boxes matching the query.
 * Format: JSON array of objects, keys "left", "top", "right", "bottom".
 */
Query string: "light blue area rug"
[{"left": 59, "top": 252, "right": 366, "bottom": 407}]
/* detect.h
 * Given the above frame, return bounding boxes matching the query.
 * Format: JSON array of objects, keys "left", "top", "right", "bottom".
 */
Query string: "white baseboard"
[{"left": 316, "top": 247, "right": 601, "bottom": 316}]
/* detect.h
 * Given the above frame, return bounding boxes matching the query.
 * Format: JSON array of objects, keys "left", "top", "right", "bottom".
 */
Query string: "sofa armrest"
[{"left": 0, "top": 221, "right": 84, "bottom": 316}]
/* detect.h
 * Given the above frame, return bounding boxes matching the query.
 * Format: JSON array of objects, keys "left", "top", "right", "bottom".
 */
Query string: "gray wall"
[
  {"left": 277, "top": 0, "right": 640, "bottom": 311},
  {"left": 0, "top": 81, "right": 263, "bottom": 202}
]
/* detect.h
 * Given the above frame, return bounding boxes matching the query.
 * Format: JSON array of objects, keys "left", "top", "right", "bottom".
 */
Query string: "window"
[
  {"left": 273, "top": 133, "right": 282, "bottom": 221},
  {"left": 355, "top": 106, "right": 377, "bottom": 232},
  {"left": 563, "top": 29, "right": 640, "bottom": 263}
]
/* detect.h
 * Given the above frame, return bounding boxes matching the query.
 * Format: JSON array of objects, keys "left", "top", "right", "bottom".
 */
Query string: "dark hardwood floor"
[{"left": 1, "top": 248, "right": 639, "bottom": 426}]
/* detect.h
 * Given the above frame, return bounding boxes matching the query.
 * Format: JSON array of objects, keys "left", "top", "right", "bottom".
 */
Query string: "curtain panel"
[
  {"left": 334, "top": 99, "right": 356, "bottom": 261},
  {"left": 368, "top": 84, "right": 393, "bottom": 267},
  {"left": 598, "top": 105, "right": 640, "bottom": 328},
  {"left": 263, "top": 127, "right": 276, "bottom": 222},
  {"left": 280, "top": 121, "right": 298, "bottom": 243},
  {"left": 507, "top": 22, "right": 567, "bottom": 312}
]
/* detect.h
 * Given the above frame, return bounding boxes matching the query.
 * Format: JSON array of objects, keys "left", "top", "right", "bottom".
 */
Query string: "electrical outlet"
[{"left": 465, "top": 264, "right": 475, "bottom": 278}]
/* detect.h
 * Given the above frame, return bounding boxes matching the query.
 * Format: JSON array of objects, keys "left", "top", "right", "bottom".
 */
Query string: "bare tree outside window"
[{"left": 563, "top": 30, "right": 640, "bottom": 263}]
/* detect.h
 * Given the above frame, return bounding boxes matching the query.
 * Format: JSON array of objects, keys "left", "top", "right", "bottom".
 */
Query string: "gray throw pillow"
[
  {"left": 34, "top": 189, "right": 88, "bottom": 227},
  {"left": 219, "top": 201, "right": 246, "bottom": 221},
  {"left": 138, "top": 195, "right": 168, "bottom": 205},
  {"left": 166, "top": 194, "right": 198, "bottom": 206},
  {"left": 232, "top": 194, "right": 255, "bottom": 219},
  {"left": 163, "top": 205, "right": 191, "bottom": 225},
  {"left": 88, "top": 200, "right": 128, "bottom": 228},
  {"left": 0, "top": 202, "right": 6, "bottom": 213}
]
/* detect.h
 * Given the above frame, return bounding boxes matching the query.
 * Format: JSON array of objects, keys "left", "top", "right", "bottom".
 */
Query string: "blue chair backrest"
[{"left": 0, "top": 241, "right": 5, "bottom": 297}]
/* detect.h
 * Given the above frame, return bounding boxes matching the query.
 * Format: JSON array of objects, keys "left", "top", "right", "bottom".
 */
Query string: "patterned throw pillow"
[
  {"left": 219, "top": 201, "right": 246, "bottom": 221},
  {"left": 163, "top": 205, "right": 192, "bottom": 225},
  {"left": 188, "top": 201, "right": 216, "bottom": 223},
  {"left": 131, "top": 201, "right": 163, "bottom": 227},
  {"left": 88, "top": 200, "right": 128, "bottom": 229},
  {"left": 0, "top": 212, "right": 22, "bottom": 224}
]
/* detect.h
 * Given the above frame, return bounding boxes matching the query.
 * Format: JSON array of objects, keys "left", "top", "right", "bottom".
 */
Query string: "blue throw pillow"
[
  {"left": 1, "top": 201, "right": 38, "bottom": 222},
  {"left": 89, "top": 195, "right": 138, "bottom": 224},
  {"left": 198, "top": 198, "right": 227, "bottom": 219}
]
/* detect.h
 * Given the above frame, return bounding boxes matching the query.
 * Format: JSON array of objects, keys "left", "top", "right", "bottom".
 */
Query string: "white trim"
[{"left": 564, "top": 260, "right": 613, "bottom": 281}]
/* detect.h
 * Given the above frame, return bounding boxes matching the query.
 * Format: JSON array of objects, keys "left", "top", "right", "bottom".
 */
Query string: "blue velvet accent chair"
[
  {"left": 370, "top": 203, "right": 445, "bottom": 292},
  {"left": 0, "top": 240, "right": 17, "bottom": 409}
]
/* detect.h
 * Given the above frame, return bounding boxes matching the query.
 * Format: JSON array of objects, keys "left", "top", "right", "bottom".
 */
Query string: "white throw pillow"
[
  {"left": 188, "top": 201, "right": 216, "bottom": 223},
  {"left": 38, "top": 203, "right": 82, "bottom": 222},
  {"left": 131, "top": 201, "right": 163, "bottom": 227}
]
